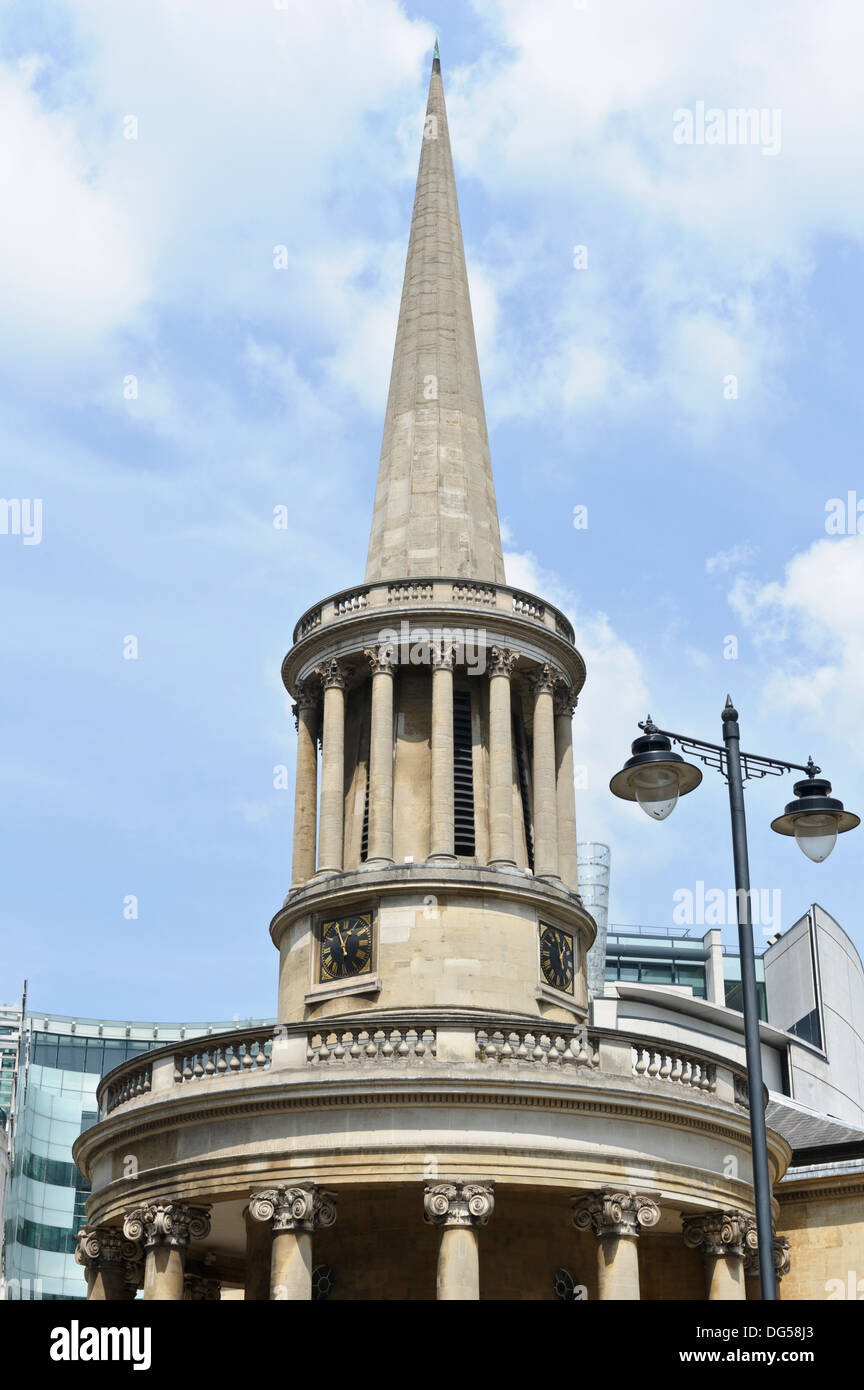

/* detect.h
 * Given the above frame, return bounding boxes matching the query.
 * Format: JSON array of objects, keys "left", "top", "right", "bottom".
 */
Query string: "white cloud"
[
  {"left": 728, "top": 535, "right": 864, "bottom": 761},
  {"left": 706, "top": 544, "right": 758, "bottom": 575}
]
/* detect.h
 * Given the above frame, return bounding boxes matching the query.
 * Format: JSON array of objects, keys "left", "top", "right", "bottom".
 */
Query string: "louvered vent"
[
  {"left": 453, "top": 690, "right": 475, "bottom": 855},
  {"left": 359, "top": 768, "right": 370, "bottom": 862},
  {"left": 513, "top": 714, "right": 534, "bottom": 871}
]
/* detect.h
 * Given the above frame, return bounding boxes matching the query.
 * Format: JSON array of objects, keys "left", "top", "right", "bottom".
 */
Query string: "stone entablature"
[{"left": 284, "top": 578, "right": 584, "bottom": 700}]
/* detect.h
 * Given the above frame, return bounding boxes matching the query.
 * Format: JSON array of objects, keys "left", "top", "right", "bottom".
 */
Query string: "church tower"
[
  {"left": 278, "top": 44, "right": 593, "bottom": 1031},
  {"left": 75, "top": 49, "right": 780, "bottom": 1305}
]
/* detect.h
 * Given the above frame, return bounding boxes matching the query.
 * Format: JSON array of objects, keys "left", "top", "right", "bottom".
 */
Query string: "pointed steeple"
[{"left": 364, "top": 47, "right": 506, "bottom": 585}]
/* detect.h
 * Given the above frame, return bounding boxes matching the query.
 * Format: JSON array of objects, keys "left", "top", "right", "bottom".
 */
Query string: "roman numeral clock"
[{"left": 319, "top": 913, "right": 374, "bottom": 982}]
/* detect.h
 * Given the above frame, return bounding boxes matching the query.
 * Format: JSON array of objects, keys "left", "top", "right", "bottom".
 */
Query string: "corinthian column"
[
  {"left": 487, "top": 647, "right": 517, "bottom": 867},
  {"left": 573, "top": 1190, "right": 660, "bottom": 1300},
  {"left": 75, "top": 1225, "right": 142, "bottom": 1301},
  {"left": 683, "top": 1210, "right": 752, "bottom": 1300},
  {"left": 291, "top": 679, "right": 320, "bottom": 886},
  {"left": 249, "top": 1182, "right": 337, "bottom": 1300},
  {"left": 429, "top": 643, "right": 457, "bottom": 862},
  {"left": 123, "top": 1203, "right": 211, "bottom": 1302},
  {"left": 364, "top": 645, "right": 396, "bottom": 866},
  {"left": 315, "top": 658, "right": 347, "bottom": 873},
  {"left": 424, "top": 1181, "right": 494, "bottom": 1300},
  {"left": 529, "top": 663, "right": 560, "bottom": 880},
  {"left": 554, "top": 684, "right": 579, "bottom": 891}
]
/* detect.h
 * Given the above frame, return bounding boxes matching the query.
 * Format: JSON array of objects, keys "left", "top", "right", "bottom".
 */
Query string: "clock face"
[
  {"left": 539, "top": 923, "right": 575, "bottom": 994},
  {"left": 319, "top": 913, "right": 373, "bottom": 982}
]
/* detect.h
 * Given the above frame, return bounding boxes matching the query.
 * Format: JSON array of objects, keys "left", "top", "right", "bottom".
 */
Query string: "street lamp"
[{"left": 610, "top": 696, "right": 859, "bottom": 1301}]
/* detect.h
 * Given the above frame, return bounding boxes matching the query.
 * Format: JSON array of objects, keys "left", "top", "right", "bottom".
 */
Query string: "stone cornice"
[
  {"left": 283, "top": 601, "right": 585, "bottom": 697},
  {"left": 74, "top": 1067, "right": 779, "bottom": 1190},
  {"left": 775, "top": 1174, "right": 864, "bottom": 1203},
  {"left": 271, "top": 863, "right": 597, "bottom": 950}
]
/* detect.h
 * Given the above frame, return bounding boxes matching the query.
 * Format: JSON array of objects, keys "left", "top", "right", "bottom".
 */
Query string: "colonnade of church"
[
  {"left": 290, "top": 644, "right": 580, "bottom": 888},
  {"left": 76, "top": 1184, "right": 791, "bottom": 1301}
]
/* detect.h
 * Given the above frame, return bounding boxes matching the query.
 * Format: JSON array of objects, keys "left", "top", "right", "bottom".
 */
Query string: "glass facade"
[
  {"left": 722, "top": 955, "right": 767, "bottom": 1019},
  {"left": 3, "top": 1014, "right": 274, "bottom": 1300},
  {"left": 605, "top": 933, "right": 709, "bottom": 999}
]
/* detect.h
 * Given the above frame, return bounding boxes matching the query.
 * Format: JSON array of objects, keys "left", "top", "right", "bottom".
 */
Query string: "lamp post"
[{"left": 610, "top": 696, "right": 859, "bottom": 1301}]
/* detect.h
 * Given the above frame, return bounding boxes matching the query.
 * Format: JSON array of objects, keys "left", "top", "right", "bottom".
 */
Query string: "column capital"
[
  {"left": 75, "top": 1225, "right": 143, "bottom": 1288},
  {"left": 431, "top": 641, "right": 456, "bottom": 671},
  {"left": 122, "top": 1202, "right": 211, "bottom": 1251},
  {"left": 249, "top": 1182, "right": 337, "bottom": 1234},
  {"left": 682, "top": 1210, "right": 756, "bottom": 1258},
  {"left": 364, "top": 644, "right": 397, "bottom": 677},
  {"left": 572, "top": 1190, "right": 660, "bottom": 1239},
  {"left": 314, "top": 657, "right": 347, "bottom": 690},
  {"left": 488, "top": 646, "right": 518, "bottom": 679},
  {"left": 527, "top": 661, "right": 561, "bottom": 696},
  {"left": 291, "top": 677, "right": 321, "bottom": 709},
  {"left": 743, "top": 1229, "right": 790, "bottom": 1281},
  {"left": 554, "top": 682, "right": 578, "bottom": 719},
  {"left": 424, "top": 1181, "right": 495, "bottom": 1229},
  {"left": 183, "top": 1274, "right": 222, "bottom": 1300}
]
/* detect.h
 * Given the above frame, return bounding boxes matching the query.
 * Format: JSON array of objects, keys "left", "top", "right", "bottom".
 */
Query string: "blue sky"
[{"left": 2, "top": 0, "right": 863, "bottom": 1020}]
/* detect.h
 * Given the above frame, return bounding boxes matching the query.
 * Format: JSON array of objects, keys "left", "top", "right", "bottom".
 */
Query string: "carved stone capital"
[
  {"left": 292, "top": 678, "right": 321, "bottom": 711},
  {"left": 249, "top": 1182, "right": 337, "bottom": 1234},
  {"left": 314, "top": 658, "right": 347, "bottom": 691},
  {"left": 488, "top": 646, "right": 518, "bottom": 680},
  {"left": 122, "top": 1203, "right": 211, "bottom": 1251},
  {"left": 364, "top": 644, "right": 397, "bottom": 677},
  {"left": 430, "top": 642, "right": 456, "bottom": 671},
  {"left": 682, "top": 1210, "right": 755, "bottom": 1259},
  {"left": 743, "top": 1229, "right": 790, "bottom": 1281},
  {"left": 423, "top": 1181, "right": 495, "bottom": 1229},
  {"left": 572, "top": 1190, "right": 660, "bottom": 1240},
  {"left": 527, "top": 662, "right": 560, "bottom": 697},
  {"left": 75, "top": 1225, "right": 143, "bottom": 1288},
  {"left": 183, "top": 1274, "right": 222, "bottom": 1300},
  {"left": 554, "top": 683, "right": 578, "bottom": 719}
]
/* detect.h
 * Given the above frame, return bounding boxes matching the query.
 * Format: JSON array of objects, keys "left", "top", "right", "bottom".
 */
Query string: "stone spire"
[{"left": 364, "top": 46, "right": 506, "bottom": 585}]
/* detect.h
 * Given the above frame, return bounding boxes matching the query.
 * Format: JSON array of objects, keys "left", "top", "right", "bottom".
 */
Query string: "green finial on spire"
[{"left": 432, "top": 37, "right": 440, "bottom": 71}]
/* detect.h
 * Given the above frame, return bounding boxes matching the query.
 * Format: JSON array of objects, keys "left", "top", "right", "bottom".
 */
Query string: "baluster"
[
  {"left": 680, "top": 1059, "right": 693, "bottom": 1087},
  {"left": 216, "top": 1049, "right": 228, "bottom": 1075},
  {"left": 204, "top": 1053, "right": 216, "bottom": 1078},
  {"left": 332, "top": 1034, "right": 345, "bottom": 1063},
  {"left": 349, "top": 1033, "right": 362, "bottom": 1061},
  {"left": 633, "top": 1047, "right": 647, "bottom": 1077},
  {"left": 647, "top": 1051, "right": 660, "bottom": 1078},
  {"left": 228, "top": 1046, "right": 242, "bottom": 1073},
  {"left": 182, "top": 1056, "right": 193, "bottom": 1082},
  {"left": 669, "top": 1054, "right": 683, "bottom": 1083},
  {"left": 318, "top": 1036, "right": 331, "bottom": 1065},
  {"left": 255, "top": 1041, "right": 268, "bottom": 1068},
  {"left": 659, "top": 1054, "right": 672, "bottom": 1080}
]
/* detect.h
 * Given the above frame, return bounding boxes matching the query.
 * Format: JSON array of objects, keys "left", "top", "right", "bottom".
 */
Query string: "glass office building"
[
  {"left": 3, "top": 1012, "right": 273, "bottom": 1299},
  {"left": 604, "top": 927, "right": 767, "bottom": 1018}
]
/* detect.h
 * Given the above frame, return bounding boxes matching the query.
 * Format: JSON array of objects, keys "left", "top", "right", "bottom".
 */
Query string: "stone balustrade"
[
  {"left": 97, "top": 1022, "right": 752, "bottom": 1118},
  {"left": 102, "top": 1063, "right": 153, "bottom": 1114},
  {"left": 476, "top": 1026, "right": 598, "bottom": 1068},
  {"left": 291, "top": 578, "right": 576, "bottom": 647},
  {"left": 174, "top": 1036, "right": 271, "bottom": 1084},
  {"left": 307, "top": 1025, "right": 437, "bottom": 1065},
  {"left": 632, "top": 1046, "right": 717, "bottom": 1094}
]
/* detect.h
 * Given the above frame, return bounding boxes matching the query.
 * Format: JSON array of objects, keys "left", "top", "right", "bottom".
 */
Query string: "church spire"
[{"left": 364, "top": 46, "right": 506, "bottom": 585}]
